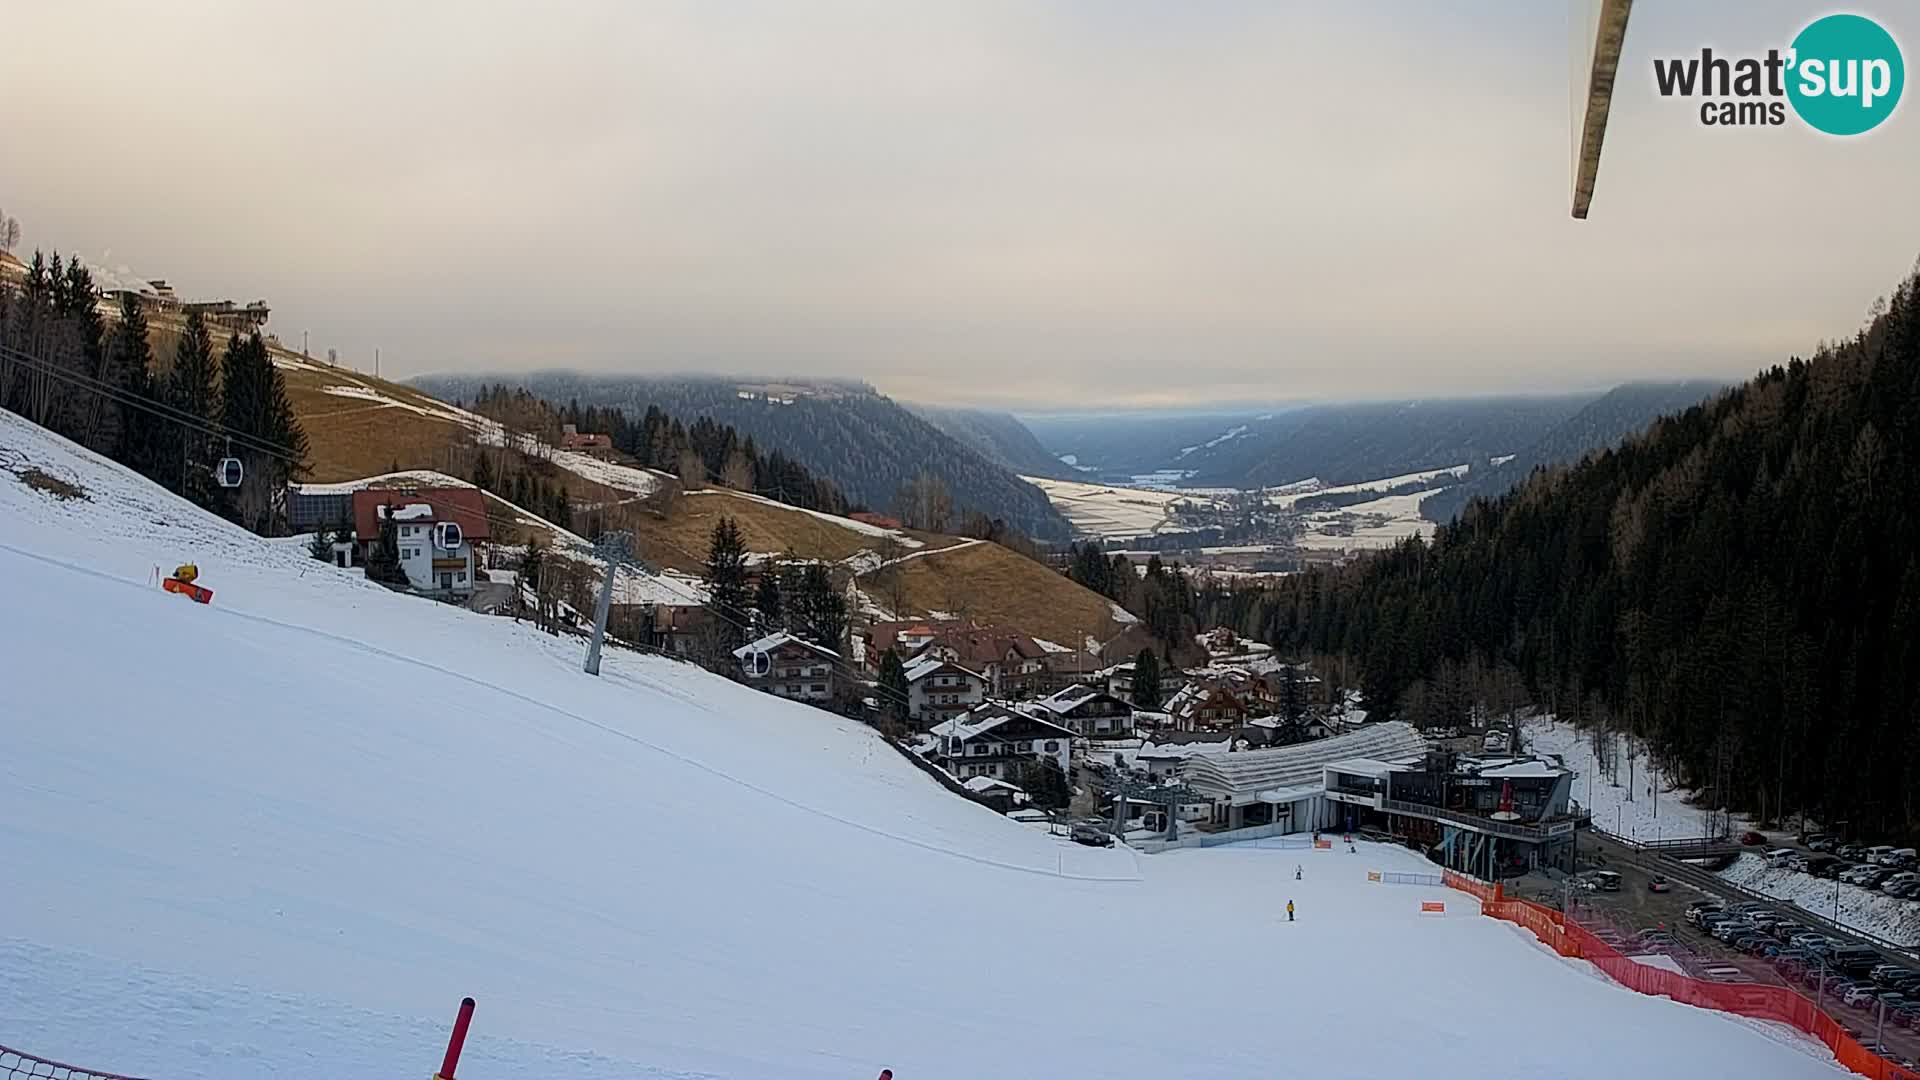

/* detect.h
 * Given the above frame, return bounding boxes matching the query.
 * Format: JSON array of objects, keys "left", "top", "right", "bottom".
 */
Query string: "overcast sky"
[{"left": 3, "top": 2, "right": 1915, "bottom": 409}]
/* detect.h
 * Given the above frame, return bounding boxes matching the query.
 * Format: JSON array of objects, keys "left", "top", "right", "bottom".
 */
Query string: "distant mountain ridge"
[
  {"left": 905, "top": 402, "right": 1076, "bottom": 480},
  {"left": 1418, "top": 381, "right": 1726, "bottom": 523},
  {"left": 409, "top": 373, "right": 1071, "bottom": 540}
]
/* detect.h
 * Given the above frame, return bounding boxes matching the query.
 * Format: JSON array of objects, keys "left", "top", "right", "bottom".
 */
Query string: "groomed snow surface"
[{"left": 0, "top": 411, "right": 1847, "bottom": 1080}]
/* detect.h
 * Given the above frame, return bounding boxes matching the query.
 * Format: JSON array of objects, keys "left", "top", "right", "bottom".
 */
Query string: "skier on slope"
[{"left": 1295, "top": 864, "right": 1303, "bottom": 881}]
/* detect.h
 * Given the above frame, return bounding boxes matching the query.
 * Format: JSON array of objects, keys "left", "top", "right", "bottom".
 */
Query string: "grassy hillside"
[
  {"left": 885, "top": 539, "right": 1132, "bottom": 648},
  {"left": 265, "top": 358, "right": 1132, "bottom": 648}
]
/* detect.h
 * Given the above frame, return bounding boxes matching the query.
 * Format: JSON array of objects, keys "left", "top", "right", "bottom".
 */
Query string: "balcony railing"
[{"left": 1379, "top": 798, "right": 1583, "bottom": 843}]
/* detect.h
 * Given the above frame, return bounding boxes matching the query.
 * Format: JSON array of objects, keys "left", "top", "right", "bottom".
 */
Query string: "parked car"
[
  {"left": 1840, "top": 843, "right": 1867, "bottom": 860},
  {"left": 1070, "top": 821, "right": 1115, "bottom": 847},
  {"left": 1772, "top": 922, "right": 1807, "bottom": 942},
  {"left": 1891, "top": 847, "right": 1919, "bottom": 867},
  {"left": 1866, "top": 845, "right": 1898, "bottom": 866},
  {"left": 1703, "top": 965, "right": 1752, "bottom": 983},
  {"left": 1741, "top": 831, "right": 1768, "bottom": 846},
  {"left": 1765, "top": 848, "right": 1798, "bottom": 867},
  {"left": 1845, "top": 986, "right": 1882, "bottom": 1008},
  {"left": 1806, "top": 833, "right": 1835, "bottom": 851},
  {"left": 1647, "top": 874, "right": 1670, "bottom": 893}
]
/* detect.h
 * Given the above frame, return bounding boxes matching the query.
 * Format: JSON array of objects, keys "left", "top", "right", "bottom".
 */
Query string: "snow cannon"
[{"left": 162, "top": 563, "right": 214, "bottom": 604}]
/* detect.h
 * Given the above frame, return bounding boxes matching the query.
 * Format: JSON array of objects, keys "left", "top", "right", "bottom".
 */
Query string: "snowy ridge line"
[
  {"left": 0, "top": 540, "right": 1141, "bottom": 886},
  {"left": 1, "top": 1041, "right": 150, "bottom": 1080}
]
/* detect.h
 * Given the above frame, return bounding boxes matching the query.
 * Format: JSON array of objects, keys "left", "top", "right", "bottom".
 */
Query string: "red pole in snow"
[{"left": 435, "top": 997, "right": 476, "bottom": 1080}]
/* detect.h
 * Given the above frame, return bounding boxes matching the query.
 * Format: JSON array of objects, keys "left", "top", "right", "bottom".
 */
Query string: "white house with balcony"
[
  {"left": 903, "top": 657, "right": 987, "bottom": 728},
  {"left": 349, "top": 488, "right": 491, "bottom": 594}
]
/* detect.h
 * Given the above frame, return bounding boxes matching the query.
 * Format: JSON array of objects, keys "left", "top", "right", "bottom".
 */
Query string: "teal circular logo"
[{"left": 1787, "top": 14, "right": 1904, "bottom": 135}]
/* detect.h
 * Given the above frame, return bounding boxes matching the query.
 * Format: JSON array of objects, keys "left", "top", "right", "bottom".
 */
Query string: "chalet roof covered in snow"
[
  {"left": 927, "top": 703, "right": 1075, "bottom": 744},
  {"left": 902, "top": 656, "right": 983, "bottom": 684},
  {"left": 731, "top": 631, "right": 840, "bottom": 661},
  {"left": 1475, "top": 759, "right": 1568, "bottom": 780}
]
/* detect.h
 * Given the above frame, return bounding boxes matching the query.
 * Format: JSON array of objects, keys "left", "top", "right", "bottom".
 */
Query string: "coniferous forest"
[
  {"left": 1206, "top": 261, "right": 1920, "bottom": 836},
  {"left": 0, "top": 251, "right": 308, "bottom": 533}
]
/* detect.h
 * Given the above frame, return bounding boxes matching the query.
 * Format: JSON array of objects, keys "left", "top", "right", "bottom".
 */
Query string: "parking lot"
[{"left": 1509, "top": 833, "right": 1920, "bottom": 1069}]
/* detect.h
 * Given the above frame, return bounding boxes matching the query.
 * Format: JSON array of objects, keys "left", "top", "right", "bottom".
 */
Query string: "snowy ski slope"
[{"left": 0, "top": 411, "right": 1846, "bottom": 1080}]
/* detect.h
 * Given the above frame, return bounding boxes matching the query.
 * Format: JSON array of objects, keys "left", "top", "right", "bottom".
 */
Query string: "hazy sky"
[{"left": 4, "top": 2, "right": 1915, "bottom": 408}]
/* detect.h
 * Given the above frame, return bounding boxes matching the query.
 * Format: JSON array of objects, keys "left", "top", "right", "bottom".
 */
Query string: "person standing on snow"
[
  {"left": 1295, "top": 864, "right": 1303, "bottom": 880},
  {"left": 1286, "top": 899, "right": 1295, "bottom": 922}
]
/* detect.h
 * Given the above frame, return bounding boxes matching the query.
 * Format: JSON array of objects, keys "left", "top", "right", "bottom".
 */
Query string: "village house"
[
  {"left": 921, "top": 703, "right": 1074, "bottom": 782},
  {"left": 1021, "top": 683, "right": 1135, "bottom": 738},
  {"left": 1161, "top": 681, "right": 1254, "bottom": 732},
  {"left": 350, "top": 488, "right": 490, "bottom": 594},
  {"left": 645, "top": 604, "right": 714, "bottom": 659},
  {"left": 1100, "top": 660, "right": 1136, "bottom": 700},
  {"left": 903, "top": 656, "right": 988, "bottom": 728},
  {"left": 559, "top": 423, "right": 614, "bottom": 454},
  {"left": 865, "top": 620, "right": 1050, "bottom": 698},
  {"left": 733, "top": 631, "right": 839, "bottom": 703}
]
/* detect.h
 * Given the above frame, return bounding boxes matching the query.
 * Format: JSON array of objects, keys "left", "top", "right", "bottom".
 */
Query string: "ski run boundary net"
[
  {"left": 1, "top": 1045, "right": 150, "bottom": 1080},
  {"left": 1442, "top": 871, "right": 1920, "bottom": 1080}
]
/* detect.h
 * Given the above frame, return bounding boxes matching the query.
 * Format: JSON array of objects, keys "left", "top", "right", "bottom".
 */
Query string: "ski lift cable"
[
  {"left": 0, "top": 342, "right": 306, "bottom": 465},
  {"left": 2, "top": 344, "right": 926, "bottom": 710},
  {"left": 0, "top": 342, "right": 304, "bottom": 463}
]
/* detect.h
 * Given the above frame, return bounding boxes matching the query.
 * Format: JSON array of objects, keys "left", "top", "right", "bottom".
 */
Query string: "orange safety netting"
[{"left": 1443, "top": 874, "right": 1920, "bottom": 1080}]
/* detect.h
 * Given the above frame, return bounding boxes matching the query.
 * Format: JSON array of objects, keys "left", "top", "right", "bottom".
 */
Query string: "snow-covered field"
[
  {"left": 1293, "top": 488, "right": 1445, "bottom": 552},
  {"left": 0, "top": 412, "right": 1847, "bottom": 1080},
  {"left": 1721, "top": 855, "right": 1920, "bottom": 948},
  {"left": 1021, "top": 475, "right": 1208, "bottom": 538},
  {"left": 1027, "top": 465, "right": 1470, "bottom": 549}
]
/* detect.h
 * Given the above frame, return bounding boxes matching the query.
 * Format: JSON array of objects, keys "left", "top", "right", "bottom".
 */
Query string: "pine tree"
[
  {"left": 878, "top": 647, "right": 911, "bottom": 728},
  {"left": 110, "top": 292, "right": 161, "bottom": 479},
  {"left": 754, "top": 562, "right": 784, "bottom": 635},
  {"left": 704, "top": 515, "right": 750, "bottom": 653},
  {"left": 164, "top": 310, "right": 220, "bottom": 508},
  {"left": 363, "top": 505, "right": 409, "bottom": 587},
  {"left": 553, "top": 486, "right": 573, "bottom": 531},
  {"left": 1131, "top": 648, "right": 1163, "bottom": 709},
  {"left": 472, "top": 451, "right": 495, "bottom": 492},
  {"left": 796, "top": 562, "right": 847, "bottom": 652},
  {"left": 309, "top": 527, "right": 336, "bottom": 562}
]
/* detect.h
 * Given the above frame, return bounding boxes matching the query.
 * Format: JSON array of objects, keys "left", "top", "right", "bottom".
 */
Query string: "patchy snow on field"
[
  {"left": 0, "top": 411, "right": 1849, "bottom": 1080},
  {"left": 291, "top": 470, "right": 476, "bottom": 495},
  {"left": 1263, "top": 464, "right": 1471, "bottom": 510},
  {"left": 1721, "top": 855, "right": 1920, "bottom": 948},
  {"left": 1021, "top": 475, "right": 1211, "bottom": 538},
  {"left": 1524, "top": 717, "right": 1720, "bottom": 841},
  {"left": 546, "top": 450, "right": 667, "bottom": 498},
  {"left": 1293, "top": 488, "right": 1445, "bottom": 552},
  {"left": 681, "top": 488, "right": 923, "bottom": 547}
]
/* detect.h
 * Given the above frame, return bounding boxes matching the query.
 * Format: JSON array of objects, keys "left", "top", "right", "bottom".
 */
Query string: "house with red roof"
[{"left": 350, "top": 488, "right": 491, "bottom": 594}]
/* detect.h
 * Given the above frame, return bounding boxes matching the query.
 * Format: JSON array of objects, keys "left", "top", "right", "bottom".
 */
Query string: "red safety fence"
[
  {"left": 1, "top": 1044, "right": 150, "bottom": 1080},
  {"left": 1444, "top": 874, "right": 1920, "bottom": 1080}
]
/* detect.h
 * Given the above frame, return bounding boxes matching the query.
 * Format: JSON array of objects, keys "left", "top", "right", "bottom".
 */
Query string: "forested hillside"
[
  {"left": 1211, "top": 262, "right": 1920, "bottom": 836},
  {"left": 1221, "top": 396, "right": 1590, "bottom": 488},
  {"left": 1419, "top": 381, "right": 1724, "bottom": 523},
  {"left": 906, "top": 402, "right": 1073, "bottom": 479},
  {"left": 414, "top": 373, "right": 1069, "bottom": 540}
]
